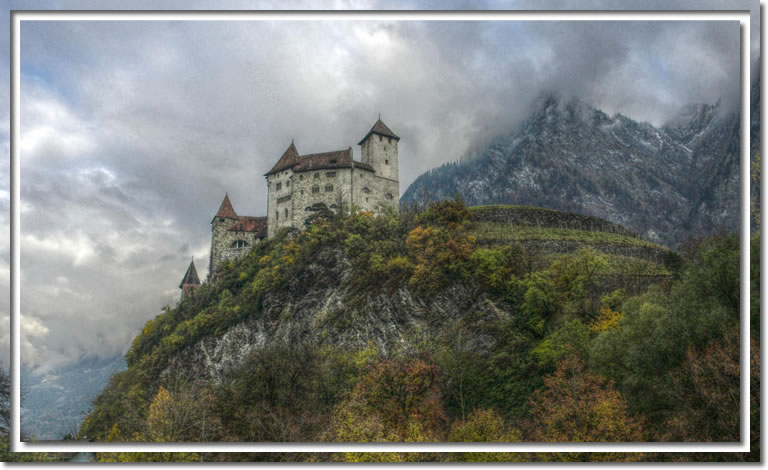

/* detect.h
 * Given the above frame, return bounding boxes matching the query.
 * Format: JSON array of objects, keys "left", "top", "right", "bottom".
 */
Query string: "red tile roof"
[
  {"left": 214, "top": 194, "right": 238, "bottom": 220},
  {"left": 265, "top": 142, "right": 300, "bottom": 176},
  {"left": 358, "top": 118, "right": 400, "bottom": 145},
  {"left": 179, "top": 260, "right": 201, "bottom": 288},
  {"left": 229, "top": 216, "right": 267, "bottom": 237},
  {"left": 264, "top": 146, "right": 374, "bottom": 176}
]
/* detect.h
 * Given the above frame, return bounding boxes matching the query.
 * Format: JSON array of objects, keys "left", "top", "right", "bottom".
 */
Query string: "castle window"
[
  {"left": 330, "top": 159, "right": 337, "bottom": 164},
  {"left": 312, "top": 185, "right": 320, "bottom": 193},
  {"left": 385, "top": 193, "right": 394, "bottom": 200},
  {"left": 276, "top": 182, "right": 282, "bottom": 191},
  {"left": 326, "top": 172, "right": 336, "bottom": 178},
  {"left": 379, "top": 135, "right": 382, "bottom": 141},
  {"left": 219, "top": 218, "right": 225, "bottom": 223},
  {"left": 314, "top": 173, "right": 320, "bottom": 179},
  {"left": 286, "top": 181, "right": 290, "bottom": 187},
  {"left": 299, "top": 175, "right": 303, "bottom": 180},
  {"left": 385, "top": 159, "right": 389, "bottom": 165},
  {"left": 285, "top": 208, "right": 288, "bottom": 218},
  {"left": 300, "top": 190, "right": 304, "bottom": 195},
  {"left": 275, "top": 211, "right": 279, "bottom": 220},
  {"left": 362, "top": 187, "right": 370, "bottom": 194},
  {"left": 325, "top": 184, "right": 333, "bottom": 192},
  {"left": 232, "top": 240, "right": 248, "bottom": 249}
]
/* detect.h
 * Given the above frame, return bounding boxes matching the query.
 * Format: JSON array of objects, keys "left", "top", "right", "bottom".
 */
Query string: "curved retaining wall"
[{"left": 470, "top": 205, "right": 636, "bottom": 237}]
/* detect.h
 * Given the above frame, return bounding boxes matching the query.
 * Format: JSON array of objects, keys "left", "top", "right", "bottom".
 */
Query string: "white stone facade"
[
  {"left": 206, "top": 119, "right": 401, "bottom": 279},
  {"left": 265, "top": 119, "right": 400, "bottom": 238}
]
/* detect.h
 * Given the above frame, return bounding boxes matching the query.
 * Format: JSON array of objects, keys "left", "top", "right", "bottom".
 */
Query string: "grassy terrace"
[
  {"left": 536, "top": 252, "right": 673, "bottom": 276},
  {"left": 473, "top": 222, "right": 662, "bottom": 249},
  {"left": 469, "top": 204, "right": 568, "bottom": 213}
]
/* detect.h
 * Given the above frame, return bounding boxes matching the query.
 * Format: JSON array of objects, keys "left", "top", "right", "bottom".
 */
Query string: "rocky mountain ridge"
[{"left": 403, "top": 83, "right": 756, "bottom": 248}]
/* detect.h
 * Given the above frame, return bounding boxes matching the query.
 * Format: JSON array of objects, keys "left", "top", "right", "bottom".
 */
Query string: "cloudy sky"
[{"left": 0, "top": 0, "right": 757, "bottom": 373}]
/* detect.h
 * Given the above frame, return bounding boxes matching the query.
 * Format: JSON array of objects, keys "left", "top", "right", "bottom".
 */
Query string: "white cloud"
[{"left": 6, "top": 11, "right": 746, "bottom": 372}]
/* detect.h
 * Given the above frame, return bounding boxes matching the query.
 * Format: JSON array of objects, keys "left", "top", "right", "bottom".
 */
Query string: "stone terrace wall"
[{"left": 470, "top": 205, "right": 636, "bottom": 237}]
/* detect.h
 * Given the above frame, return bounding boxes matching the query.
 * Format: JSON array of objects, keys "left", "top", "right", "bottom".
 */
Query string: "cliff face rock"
[
  {"left": 167, "top": 249, "right": 510, "bottom": 382},
  {"left": 402, "top": 85, "right": 757, "bottom": 247}
]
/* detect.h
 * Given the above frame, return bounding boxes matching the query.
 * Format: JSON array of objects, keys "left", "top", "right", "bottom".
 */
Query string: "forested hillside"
[{"left": 73, "top": 201, "right": 757, "bottom": 462}]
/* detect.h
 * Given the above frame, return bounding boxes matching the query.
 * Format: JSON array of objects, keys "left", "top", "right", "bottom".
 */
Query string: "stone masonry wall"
[
  {"left": 289, "top": 168, "right": 354, "bottom": 229},
  {"left": 210, "top": 222, "right": 262, "bottom": 278}
]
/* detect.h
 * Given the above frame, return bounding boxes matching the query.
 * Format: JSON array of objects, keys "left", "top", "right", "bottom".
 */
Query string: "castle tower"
[
  {"left": 265, "top": 142, "right": 300, "bottom": 238},
  {"left": 209, "top": 193, "right": 238, "bottom": 279},
  {"left": 358, "top": 117, "right": 400, "bottom": 181},
  {"left": 179, "top": 259, "right": 201, "bottom": 301}
]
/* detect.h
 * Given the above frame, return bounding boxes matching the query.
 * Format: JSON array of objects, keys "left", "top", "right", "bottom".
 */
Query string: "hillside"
[
  {"left": 401, "top": 82, "right": 758, "bottom": 248},
  {"left": 74, "top": 201, "right": 752, "bottom": 462}
]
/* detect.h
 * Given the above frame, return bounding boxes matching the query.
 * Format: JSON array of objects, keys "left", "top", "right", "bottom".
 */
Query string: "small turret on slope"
[{"left": 179, "top": 259, "right": 201, "bottom": 301}]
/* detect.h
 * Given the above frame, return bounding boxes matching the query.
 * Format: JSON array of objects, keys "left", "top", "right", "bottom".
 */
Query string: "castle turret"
[
  {"left": 209, "top": 194, "right": 238, "bottom": 279},
  {"left": 358, "top": 117, "right": 400, "bottom": 181},
  {"left": 179, "top": 259, "right": 201, "bottom": 301},
  {"left": 265, "top": 142, "right": 300, "bottom": 238}
]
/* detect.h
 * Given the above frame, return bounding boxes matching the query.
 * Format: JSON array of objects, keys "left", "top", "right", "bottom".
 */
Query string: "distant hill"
[
  {"left": 21, "top": 355, "right": 126, "bottom": 440},
  {"left": 402, "top": 79, "right": 759, "bottom": 248}
]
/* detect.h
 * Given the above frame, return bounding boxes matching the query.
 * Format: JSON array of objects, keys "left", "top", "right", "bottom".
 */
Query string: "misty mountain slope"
[
  {"left": 21, "top": 355, "right": 126, "bottom": 440},
  {"left": 403, "top": 92, "right": 749, "bottom": 247}
]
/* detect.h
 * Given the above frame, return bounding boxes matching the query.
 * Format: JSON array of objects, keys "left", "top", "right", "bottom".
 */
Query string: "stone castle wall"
[{"left": 210, "top": 221, "right": 263, "bottom": 277}]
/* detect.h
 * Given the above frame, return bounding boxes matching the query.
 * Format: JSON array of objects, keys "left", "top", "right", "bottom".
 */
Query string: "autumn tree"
[
  {"left": 526, "top": 357, "right": 644, "bottom": 447},
  {"left": 328, "top": 357, "right": 446, "bottom": 442},
  {"left": 445, "top": 408, "right": 527, "bottom": 462}
]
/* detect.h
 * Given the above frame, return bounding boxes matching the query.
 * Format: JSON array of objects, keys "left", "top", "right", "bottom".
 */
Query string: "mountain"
[
  {"left": 21, "top": 355, "right": 126, "bottom": 440},
  {"left": 402, "top": 84, "right": 757, "bottom": 248}
]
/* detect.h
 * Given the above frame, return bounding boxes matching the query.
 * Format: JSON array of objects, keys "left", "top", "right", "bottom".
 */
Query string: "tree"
[
  {"left": 0, "top": 363, "right": 8, "bottom": 436},
  {"left": 328, "top": 357, "right": 446, "bottom": 443},
  {"left": 662, "top": 328, "right": 740, "bottom": 442},
  {"left": 446, "top": 408, "right": 527, "bottom": 462},
  {"left": 526, "top": 358, "right": 644, "bottom": 445}
]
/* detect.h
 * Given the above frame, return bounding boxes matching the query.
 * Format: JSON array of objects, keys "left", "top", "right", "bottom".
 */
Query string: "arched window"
[
  {"left": 385, "top": 193, "right": 394, "bottom": 200},
  {"left": 325, "top": 184, "right": 333, "bottom": 192},
  {"left": 312, "top": 185, "right": 320, "bottom": 193},
  {"left": 232, "top": 240, "right": 248, "bottom": 249}
]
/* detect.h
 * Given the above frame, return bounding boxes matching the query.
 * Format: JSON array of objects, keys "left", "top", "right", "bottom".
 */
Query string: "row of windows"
[
  {"left": 231, "top": 240, "right": 248, "bottom": 249},
  {"left": 275, "top": 207, "right": 289, "bottom": 220},
  {"left": 309, "top": 184, "right": 335, "bottom": 193},
  {"left": 297, "top": 171, "right": 337, "bottom": 181}
]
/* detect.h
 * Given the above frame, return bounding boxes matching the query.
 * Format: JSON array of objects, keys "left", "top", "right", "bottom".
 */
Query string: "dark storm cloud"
[{"left": 0, "top": 0, "right": 755, "bottom": 372}]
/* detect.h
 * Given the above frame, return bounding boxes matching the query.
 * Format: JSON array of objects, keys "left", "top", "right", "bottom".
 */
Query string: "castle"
[{"left": 180, "top": 118, "right": 401, "bottom": 298}]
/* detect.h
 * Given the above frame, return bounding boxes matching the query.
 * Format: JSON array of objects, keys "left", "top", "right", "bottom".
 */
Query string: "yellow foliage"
[
  {"left": 590, "top": 307, "right": 623, "bottom": 332},
  {"left": 147, "top": 386, "right": 172, "bottom": 441}
]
